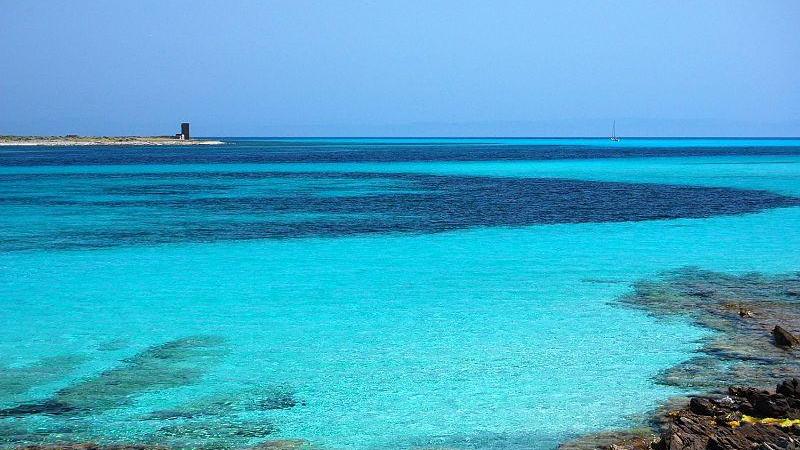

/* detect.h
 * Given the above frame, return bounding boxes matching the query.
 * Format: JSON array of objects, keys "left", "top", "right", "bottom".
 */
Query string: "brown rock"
[
  {"left": 558, "top": 429, "right": 657, "bottom": 450},
  {"left": 773, "top": 326, "right": 800, "bottom": 347},
  {"left": 655, "top": 412, "right": 717, "bottom": 450},
  {"left": 777, "top": 379, "right": 800, "bottom": 399},
  {"left": 688, "top": 397, "right": 735, "bottom": 418},
  {"left": 595, "top": 379, "right": 800, "bottom": 450}
]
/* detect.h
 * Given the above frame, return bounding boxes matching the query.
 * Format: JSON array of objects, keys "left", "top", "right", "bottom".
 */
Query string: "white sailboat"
[{"left": 610, "top": 120, "right": 620, "bottom": 142}]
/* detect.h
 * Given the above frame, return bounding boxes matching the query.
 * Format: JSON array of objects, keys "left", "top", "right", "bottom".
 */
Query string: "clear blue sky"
[{"left": 1, "top": 1, "right": 799, "bottom": 137}]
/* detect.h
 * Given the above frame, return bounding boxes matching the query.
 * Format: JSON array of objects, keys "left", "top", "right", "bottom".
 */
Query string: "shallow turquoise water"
[{"left": 1, "top": 140, "right": 800, "bottom": 449}]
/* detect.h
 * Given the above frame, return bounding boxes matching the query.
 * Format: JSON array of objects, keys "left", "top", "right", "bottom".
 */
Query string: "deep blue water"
[
  {"left": 1, "top": 170, "right": 797, "bottom": 251},
  {"left": 2, "top": 138, "right": 800, "bottom": 166}
]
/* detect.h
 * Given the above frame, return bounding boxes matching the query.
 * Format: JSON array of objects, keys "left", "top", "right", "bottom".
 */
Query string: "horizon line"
[{"left": 203, "top": 135, "right": 800, "bottom": 139}]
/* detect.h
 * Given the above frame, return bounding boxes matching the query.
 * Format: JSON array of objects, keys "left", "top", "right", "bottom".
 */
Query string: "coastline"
[
  {"left": 561, "top": 267, "right": 800, "bottom": 449},
  {"left": 0, "top": 136, "right": 225, "bottom": 146},
  {"left": 3, "top": 267, "right": 797, "bottom": 449}
]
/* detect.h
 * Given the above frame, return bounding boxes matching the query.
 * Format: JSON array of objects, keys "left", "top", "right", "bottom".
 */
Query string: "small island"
[{"left": 0, "top": 123, "right": 225, "bottom": 146}]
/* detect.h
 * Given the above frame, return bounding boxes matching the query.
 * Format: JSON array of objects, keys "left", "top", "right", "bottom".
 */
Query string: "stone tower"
[{"left": 181, "top": 123, "right": 190, "bottom": 140}]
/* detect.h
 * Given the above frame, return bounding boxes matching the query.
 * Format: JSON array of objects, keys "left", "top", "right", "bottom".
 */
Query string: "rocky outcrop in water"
[
  {"left": 0, "top": 337, "right": 307, "bottom": 449},
  {"left": 656, "top": 379, "right": 800, "bottom": 450},
  {"left": 774, "top": 326, "right": 800, "bottom": 348},
  {"left": 620, "top": 268, "right": 800, "bottom": 390},
  {"left": 559, "top": 430, "right": 659, "bottom": 450},
  {"left": 563, "top": 379, "right": 800, "bottom": 450},
  {"left": 564, "top": 268, "right": 800, "bottom": 450}
]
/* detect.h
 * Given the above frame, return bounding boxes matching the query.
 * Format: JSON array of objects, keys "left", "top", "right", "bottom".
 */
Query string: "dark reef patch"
[
  {"left": 2, "top": 172, "right": 799, "bottom": 251},
  {"left": 403, "top": 429, "right": 568, "bottom": 450},
  {"left": 143, "top": 384, "right": 301, "bottom": 421},
  {"left": 0, "top": 423, "right": 78, "bottom": 447},
  {"left": 156, "top": 419, "right": 277, "bottom": 440},
  {"left": 255, "top": 386, "right": 298, "bottom": 411},
  {"left": 620, "top": 268, "right": 800, "bottom": 390},
  {"left": 11, "top": 445, "right": 169, "bottom": 450},
  {"left": 151, "top": 413, "right": 280, "bottom": 450},
  {"left": 136, "top": 384, "right": 299, "bottom": 449},
  {"left": 559, "top": 429, "right": 658, "bottom": 450},
  {"left": 0, "top": 336, "right": 226, "bottom": 418},
  {"left": 0, "top": 355, "right": 86, "bottom": 401},
  {"left": 249, "top": 440, "right": 315, "bottom": 450}
]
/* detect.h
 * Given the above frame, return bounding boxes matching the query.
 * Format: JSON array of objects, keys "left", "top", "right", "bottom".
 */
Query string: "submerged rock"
[
  {"left": 565, "top": 268, "right": 800, "bottom": 449},
  {"left": 15, "top": 445, "right": 168, "bottom": 450},
  {"left": 0, "top": 399, "right": 79, "bottom": 418},
  {"left": 96, "top": 338, "right": 130, "bottom": 352},
  {"left": 142, "top": 383, "right": 301, "bottom": 422},
  {"left": 565, "top": 379, "right": 800, "bottom": 450},
  {"left": 0, "top": 354, "right": 87, "bottom": 399},
  {"left": 0, "top": 335, "right": 226, "bottom": 418},
  {"left": 774, "top": 325, "right": 800, "bottom": 347},
  {"left": 141, "top": 409, "right": 204, "bottom": 421},
  {"left": 620, "top": 268, "right": 800, "bottom": 390},
  {"left": 0, "top": 422, "right": 78, "bottom": 446},
  {"left": 256, "top": 386, "right": 298, "bottom": 410},
  {"left": 250, "top": 439, "right": 314, "bottom": 450},
  {"left": 132, "top": 383, "right": 300, "bottom": 449},
  {"left": 59, "top": 335, "right": 226, "bottom": 411},
  {"left": 559, "top": 429, "right": 657, "bottom": 450},
  {"left": 156, "top": 420, "right": 277, "bottom": 439}
]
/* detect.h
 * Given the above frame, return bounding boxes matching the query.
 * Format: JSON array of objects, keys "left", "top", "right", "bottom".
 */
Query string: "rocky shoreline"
[
  {"left": 562, "top": 268, "right": 800, "bottom": 450},
  {"left": 2, "top": 268, "right": 798, "bottom": 450},
  {"left": 619, "top": 268, "right": 800, "bottom": 391},
  {"left": 0, "top": 136, "right": 224, "bottom": 146},
  {"left": 563, "top": 379, "right": 800, "bottom": 450},
  {"left": 9, "top": 378, "right": 800, "bottom": 450}
]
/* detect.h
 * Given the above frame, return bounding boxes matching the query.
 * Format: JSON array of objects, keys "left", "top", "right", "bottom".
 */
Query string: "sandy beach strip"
[{"left": 0, "top": 137, "right": 225, "bottom": 146}]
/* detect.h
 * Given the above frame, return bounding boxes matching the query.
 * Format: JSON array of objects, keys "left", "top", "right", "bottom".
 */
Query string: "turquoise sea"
[{"left": 2, "top": 138, "right": 800, "bottom": 449}]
